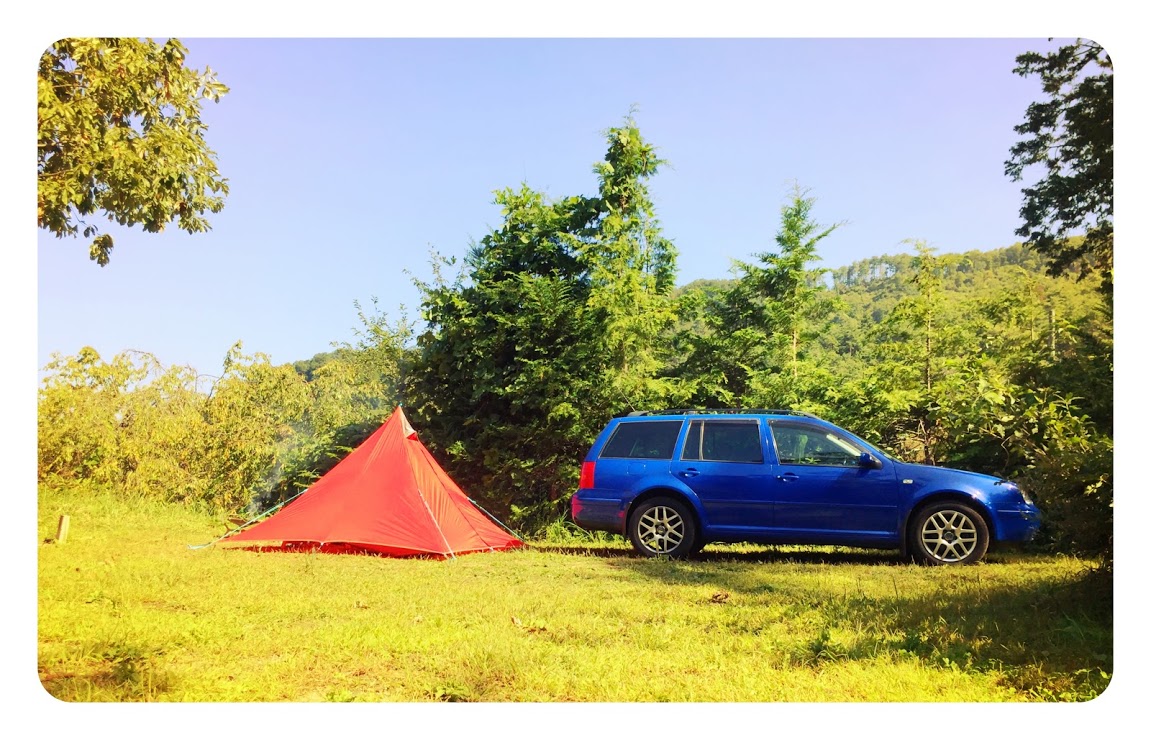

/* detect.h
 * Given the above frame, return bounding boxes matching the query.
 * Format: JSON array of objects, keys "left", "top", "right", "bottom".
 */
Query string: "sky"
[
  {"left": 35, "top": 36, "right": 1071, "bottom": 377},
  {"left": 12, "top": 0, "right": 1148, "bottom": 731}
]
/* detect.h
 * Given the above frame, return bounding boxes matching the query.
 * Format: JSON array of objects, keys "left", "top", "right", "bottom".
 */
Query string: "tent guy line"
[{"left": 187, "top": 487, "right": 310, "bottom": 551}]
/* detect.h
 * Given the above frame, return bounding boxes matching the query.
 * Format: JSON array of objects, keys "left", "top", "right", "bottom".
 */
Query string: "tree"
[
  {"left": 752, "top": 184, "right": 842, "bottom": 380},
  {"left": 672, "top": 185, "right": 841, "bottom": 409},
  {"left": 412, "top": 225, "right": 605, "bottom": 528},
  {"left": 410, "top": 118, "right": 677, "bottom": 530},
  {"left": 38, "top": 347, "right": 157, "bottom": 486},
  {"left": 583, "top": 122, "right": 679, "bottom": 407},
  {"left": 1005, "top": 39, "right": 1112, "bottom": 294},
  {"left": 868, "top": 242, "right": 971, "bottom": 464},
  {"left": 268, "top": 299, "right": 416, "bottom": 504},
  {"left": 38, "top": 38, "right": 229, "bottom": 266},
  {"left": 882, "top": 241, "right": 968, "bottom": 393},
  {"left": 202, "top": 343, "right": 311, "bottom": 510}
]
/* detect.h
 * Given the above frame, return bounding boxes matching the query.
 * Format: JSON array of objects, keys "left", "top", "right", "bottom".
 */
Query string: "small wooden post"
[{"left": 55, "top": 515, "right": 70, "bottom": 544}]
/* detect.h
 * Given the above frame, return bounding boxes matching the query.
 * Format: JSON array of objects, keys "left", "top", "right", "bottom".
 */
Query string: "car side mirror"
[{"left": 858, "top": 452, "right": 882, "bottom": 470}]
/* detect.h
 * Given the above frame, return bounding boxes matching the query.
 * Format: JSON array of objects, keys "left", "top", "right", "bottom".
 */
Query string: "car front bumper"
[{"left": 995, "top": 504, "right": 1042, "bottom": 543}]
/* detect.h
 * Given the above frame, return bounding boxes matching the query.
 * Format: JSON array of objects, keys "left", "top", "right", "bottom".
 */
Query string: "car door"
[
  {"left": 670, "top": 418, "right": 774, "bottom": 531},
  {"left": 766, "top": 420, "right": 900, "bottom": 538}
]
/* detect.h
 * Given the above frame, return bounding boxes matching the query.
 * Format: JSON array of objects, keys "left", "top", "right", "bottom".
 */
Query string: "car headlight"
[{"left": 1019, "top": 487, "right": 1035, "bottom": 505}]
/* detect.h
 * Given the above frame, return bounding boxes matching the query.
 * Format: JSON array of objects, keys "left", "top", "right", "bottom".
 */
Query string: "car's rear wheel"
[
  {"left": 629, "top": 497, "right": 697, "bottom": 559},
  {"left": 910, "top": 501, "right": 989, "bottom": 565}
]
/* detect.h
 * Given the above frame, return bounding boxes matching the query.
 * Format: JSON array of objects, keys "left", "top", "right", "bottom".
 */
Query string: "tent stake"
[{"left": 55, "top": 515, "right": 70, "bottom": 544}]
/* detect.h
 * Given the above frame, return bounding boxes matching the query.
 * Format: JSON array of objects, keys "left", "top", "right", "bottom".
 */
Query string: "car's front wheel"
[
  {"left": 910, "top": 501, "right": 989, "bottom": 565},
  {"left": 629, "top": 497, "right": 697, "bottom": 559}
]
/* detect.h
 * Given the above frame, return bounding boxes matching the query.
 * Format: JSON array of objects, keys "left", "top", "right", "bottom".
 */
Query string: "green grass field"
[{"left": 36, "top": 484, "right": 1112, "bottom": 702}]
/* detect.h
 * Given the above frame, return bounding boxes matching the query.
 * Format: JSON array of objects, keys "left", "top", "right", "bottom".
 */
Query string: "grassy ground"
[{"left": 37, "top": 484, "right": 1112, "bottom": 702}]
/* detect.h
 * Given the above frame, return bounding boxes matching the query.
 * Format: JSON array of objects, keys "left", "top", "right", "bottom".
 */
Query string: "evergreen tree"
[{"left": 670, "top": 185, "right": 841, "bottom": 410}]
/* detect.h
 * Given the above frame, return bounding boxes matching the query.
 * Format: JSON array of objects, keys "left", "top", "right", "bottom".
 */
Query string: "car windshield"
[
  {"left": 804, "top": 422, "right": 904, "bottom": 464},
  {"left": 852, "top": 432, "right": 903, "bottom": 463}
]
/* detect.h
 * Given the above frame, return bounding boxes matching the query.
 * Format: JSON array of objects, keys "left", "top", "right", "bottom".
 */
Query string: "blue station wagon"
[{"left": 571, "top": 409, "right": 1040, "bottom": 565}]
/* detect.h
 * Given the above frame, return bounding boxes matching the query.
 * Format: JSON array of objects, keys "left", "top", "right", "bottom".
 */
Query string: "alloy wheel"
[
  {"left": 919, "top": 509, "right": 980, "bottom": 563},
  {"left": 636, "top": 505, "right": 686, "bottom": 555}
]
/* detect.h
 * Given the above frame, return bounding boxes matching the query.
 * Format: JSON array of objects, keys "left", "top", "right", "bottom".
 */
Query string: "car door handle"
[
  {"left": 776, "top": 472, "right": 799, "bottom": 482},
  {"left": 680, "top": 469, "right": 700, "bottom": 478}
]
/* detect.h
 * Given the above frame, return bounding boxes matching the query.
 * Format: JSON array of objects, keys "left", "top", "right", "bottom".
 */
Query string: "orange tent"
[{"left": 222, "top": 407, "right": 522, "bottom": 558}]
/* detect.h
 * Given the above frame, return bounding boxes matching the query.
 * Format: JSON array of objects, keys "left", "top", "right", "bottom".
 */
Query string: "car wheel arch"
[
  {"left": 627, "top": 488, "right": 704, "bottom": 539},
  {"left": 904, "top": 492, "right": 997, "bottom": 548}
]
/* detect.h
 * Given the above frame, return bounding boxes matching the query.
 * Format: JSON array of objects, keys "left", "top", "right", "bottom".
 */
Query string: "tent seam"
[
  {"left": 413, "top": 483, "right": 456, "bottom": 559},
  {"left": 417, "top": 444, "right": 501, "bottom": 549}
]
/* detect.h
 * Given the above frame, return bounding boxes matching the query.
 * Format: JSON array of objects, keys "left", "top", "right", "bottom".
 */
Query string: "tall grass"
[{"left": 37, "top": 484, "right": 1110, "bottom": 702}]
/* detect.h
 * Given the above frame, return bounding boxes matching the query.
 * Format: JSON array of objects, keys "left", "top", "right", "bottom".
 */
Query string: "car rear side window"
[
  {"left": 600, "top": 421, "right": 683, "bottom": 460},
  {"left": 681, "top": 419, "right": 764, "bottom": 463}
]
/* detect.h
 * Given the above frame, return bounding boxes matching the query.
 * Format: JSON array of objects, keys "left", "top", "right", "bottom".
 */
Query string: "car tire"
[
  {"left": 629, "top": 496, "right": 697, "bottom": 559},
  {"left": 910, "top": 501, "right": 990, "bottom": 565}
]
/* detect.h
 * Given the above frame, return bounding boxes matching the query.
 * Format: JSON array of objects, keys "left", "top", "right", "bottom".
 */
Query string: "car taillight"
[{"left": 578, "top": 461, "right": 596, "bottom": 489}]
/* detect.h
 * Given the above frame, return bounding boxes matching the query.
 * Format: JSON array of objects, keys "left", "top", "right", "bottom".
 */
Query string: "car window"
[
  {"left": 600, "top": 421, "right": 683, "bottom": 459},
  {"left": 681, "top": 420, "right": 764, "bottom": 463},
  {"left": 770, "top": 421, "right": 862, "bottom": 467}
]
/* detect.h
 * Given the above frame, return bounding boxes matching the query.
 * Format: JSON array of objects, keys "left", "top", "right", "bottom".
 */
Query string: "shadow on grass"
[
  {"left": 40, "top": 642, "right": 173, "bottom": 702},
  {"left": 605, "top": 548, "right": 1114, "bottom": 702},
  {"left": 531, "top": 542, "right": 906, "bottom": 566},
  {"left": 533, "top": 540, "right": 1113, "bottom": 701}
]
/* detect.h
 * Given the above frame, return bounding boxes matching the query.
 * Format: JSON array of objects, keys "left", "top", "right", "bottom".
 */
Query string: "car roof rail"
[{"left": 614, "top": 408, "right": 823, "bottom": 419}]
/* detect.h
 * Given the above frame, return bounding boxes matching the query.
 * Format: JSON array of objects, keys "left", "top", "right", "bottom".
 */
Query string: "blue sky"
[{"left": 36, "top": 37, "right": 1067, "bottom": 376}]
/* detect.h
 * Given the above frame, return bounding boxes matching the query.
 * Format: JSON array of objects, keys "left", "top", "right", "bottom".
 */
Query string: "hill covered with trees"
[{"left": 38, "top": 104, "right": 1112, "bottom": 562}]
